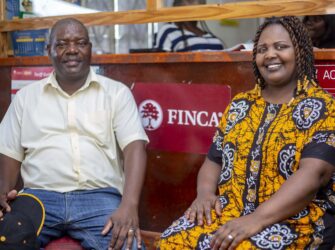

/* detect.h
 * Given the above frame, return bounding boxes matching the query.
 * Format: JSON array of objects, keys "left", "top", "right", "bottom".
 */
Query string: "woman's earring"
[
  {"left": 256, "top": 79, "right": 262, "bottom": 97},
  {"left": 297, "top": 79, "right": 302, "bottom": 95},
  {"left": 303, "top": 76, "right": 309, "bottom": 92}
]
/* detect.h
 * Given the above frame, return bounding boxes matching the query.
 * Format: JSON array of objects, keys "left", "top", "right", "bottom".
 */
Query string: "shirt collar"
[{"left": 43, "top": 67, "right": 100, "bottom": 94}]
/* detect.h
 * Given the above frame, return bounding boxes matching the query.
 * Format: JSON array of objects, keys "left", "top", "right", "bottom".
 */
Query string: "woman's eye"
[
  {"left": 257, "top": 47, "right": 266, "bottom": 53},
  {"left": 276, "top": 44, "right": 288, "bottom": 50}
]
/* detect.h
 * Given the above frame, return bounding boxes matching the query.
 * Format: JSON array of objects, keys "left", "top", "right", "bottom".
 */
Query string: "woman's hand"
[
  {"left": 184, "top": 192, "right": 222, "bottom": 226},
  {"left": 184, "top": 157, "right": 222, "bottom": 226},
  {"left": 210, "top": 213, "right": 264, "bottom": 250}
]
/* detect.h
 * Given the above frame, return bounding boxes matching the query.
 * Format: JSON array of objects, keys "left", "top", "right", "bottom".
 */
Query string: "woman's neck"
[{"left": 261, "top": 84, "right": 296, "bottom": 104}]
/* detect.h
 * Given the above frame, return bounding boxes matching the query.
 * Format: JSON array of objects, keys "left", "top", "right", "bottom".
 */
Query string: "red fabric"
[{"left": 44, "top": 236, "right": 84, "bottom": 250}]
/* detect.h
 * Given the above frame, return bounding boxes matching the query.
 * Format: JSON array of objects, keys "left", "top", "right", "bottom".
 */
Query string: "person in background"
[
  {"left": 153, "top": 0, "right": 224, "bottom": 52},
  {"left": 303, "top": 14, "right": 335, "bottom": 49},
  {"left": 0, "top": 18, "right": 149, "bottom": 250},
  {"left": 158, "top": 16, "right": 335, "bottom": 249},
  {"left": 21, "top": 0, "right": 33, "bottom": 12}
]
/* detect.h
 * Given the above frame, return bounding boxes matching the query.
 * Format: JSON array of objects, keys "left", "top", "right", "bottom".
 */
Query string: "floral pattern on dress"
[
  {"left": 161, "top": 216, "right": 195, "bottom": 238},
  {"left": 196, "top": 233, "right": 213, "bottom": 250},
  {"left": 225, "top": 99, "right": 251, "bottom": 134},
  {"left": 292, "top": 98, "right": 325, "bottom": 130},
  {"left": 218, "top": 194, "right": 229, "bottom": 209},
  {"left": 219, "top": 142, "right": 235, "bottom": 184},
  {"left": 250, "top": 224, "right": 298, "bottom": 250},
  {"left": 242, "top": 103, "right": 280, "bottom": 216},
  {"left": 309, "top": 131, "right": 335, "bottom": 147},
  {"left": 278, "top": 144, "right": 296, "bottom": 179},
  {"left": 213, "top": 130, "right": 224, "bottom": 152},
  {"left": 309, "top": 218, "right": 326, "bottom": 249},
  {"left": 290, "top": 208, "right": 309, "bottom": 220}
]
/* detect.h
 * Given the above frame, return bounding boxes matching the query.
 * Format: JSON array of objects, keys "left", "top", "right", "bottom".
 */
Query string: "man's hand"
[
  {"left": 0, "top": 154, "right": 21, "bottom": 218},
  {"left": 210, "top": 213, "right": 263, "bottom": 250},
  {"left": 102, "top": 140, "right": 146, "bottom": 249},
  {"left": 102, "top": 203, "right": 141, "bottom": 250},
  {"left": 0, "top": 189, "right": 18, "bottom": 217},
  {"left": 184, "top": 193, "right": 222, "bottom": 226}
]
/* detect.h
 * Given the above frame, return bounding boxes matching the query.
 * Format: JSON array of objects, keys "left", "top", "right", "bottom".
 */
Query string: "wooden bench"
[{"left": 44, "top": 230, "right": 161, "bottom": 250}]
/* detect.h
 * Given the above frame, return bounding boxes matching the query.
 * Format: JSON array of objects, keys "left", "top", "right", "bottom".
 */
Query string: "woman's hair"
[
  {"left": 303, "top": 15, "right": 335, "bottom": 48},
  {"left": 252, "top": 16, "right": 317, "bottom": 90}
]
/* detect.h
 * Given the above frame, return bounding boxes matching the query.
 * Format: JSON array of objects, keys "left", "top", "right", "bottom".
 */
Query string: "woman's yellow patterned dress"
[{"left": 159, "top": 84, "right": 335, "bottom": 249}]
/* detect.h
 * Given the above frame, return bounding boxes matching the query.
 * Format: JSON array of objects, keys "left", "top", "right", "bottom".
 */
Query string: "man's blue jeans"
[{"left": 23, "top": 187, "right": 142, "bottom": 250}]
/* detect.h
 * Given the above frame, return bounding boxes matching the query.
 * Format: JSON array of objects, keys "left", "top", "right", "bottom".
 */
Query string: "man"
[{"left": 0, "top": 18, "right": 148, "bottom": 250}]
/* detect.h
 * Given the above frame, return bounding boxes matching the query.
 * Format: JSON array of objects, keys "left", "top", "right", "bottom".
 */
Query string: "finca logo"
[{"left": 139, "top": 99, "right": 163, "bottom": 131}]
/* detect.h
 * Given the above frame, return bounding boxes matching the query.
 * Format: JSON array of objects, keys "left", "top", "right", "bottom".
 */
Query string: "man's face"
[{"left": 48, "top": 22, "right": 92, "bottom": 82}]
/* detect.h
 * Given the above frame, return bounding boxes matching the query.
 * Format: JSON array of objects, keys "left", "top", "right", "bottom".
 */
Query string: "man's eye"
[
  {"left": 77, "top": 41, "right": 88, "bottom": 47},
  {"left": 56, "top": 43, "right": 67, "bottom": 49}
]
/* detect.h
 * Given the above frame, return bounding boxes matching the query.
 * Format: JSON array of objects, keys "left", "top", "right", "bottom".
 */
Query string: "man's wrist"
[
  {"left": 119, "top": 199, "right": 139, "bottom": 209},
  {"left": 0, "top": 192, "right": 7, "bottom": 198}
]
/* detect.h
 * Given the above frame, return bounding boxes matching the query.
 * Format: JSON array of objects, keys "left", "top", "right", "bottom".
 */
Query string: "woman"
[
  {"left": 303, "top": 15, "right": 335, "bottom": 48},
  {"left": 158, "top": 16, "right": 335, "bottom": 249},
  {"left": 153, "top": 0, "right": 224, "bottom": 52}
]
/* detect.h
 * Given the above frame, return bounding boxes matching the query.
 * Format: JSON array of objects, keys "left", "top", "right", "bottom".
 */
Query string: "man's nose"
[{"left": 66, "top": 43, "right": 79, "bottom": 53}]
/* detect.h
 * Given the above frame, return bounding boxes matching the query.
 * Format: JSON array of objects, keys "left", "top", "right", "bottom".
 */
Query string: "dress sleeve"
[
  {"left": 207, "top": 104, "right": 230, "bottom": 165},
  {"left": 301, "top": 131, "right": 335, "bottom": 167},
  {"left": 207, "top": 128, "right": 224, "bottom": 165},
  {"left": 301, "top": 102, "right": 335, "bottom": 167}
]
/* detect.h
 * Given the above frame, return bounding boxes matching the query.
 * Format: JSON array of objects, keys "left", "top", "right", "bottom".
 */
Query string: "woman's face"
[
  {"left": 256, "top": 24, "right": 297, "bottom": 89},
  {"left": 303, "top": 16, "right": 326, "bottom": 42}
]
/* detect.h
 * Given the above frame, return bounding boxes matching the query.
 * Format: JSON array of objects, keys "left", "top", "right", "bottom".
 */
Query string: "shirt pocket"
[{"left": 83, "top": 111, "right": 111, "bottom": 145}]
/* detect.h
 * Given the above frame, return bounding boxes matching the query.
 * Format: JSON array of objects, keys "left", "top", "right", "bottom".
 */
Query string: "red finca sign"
[
  {"left": 316, "top": 64, "right": 335, "bottom": 97},
  {"left": 132, "top": 83, "right": 231, "bottom": 154},
  {"left": 10, "top": 64, "right": 334, "bottom": 155}
]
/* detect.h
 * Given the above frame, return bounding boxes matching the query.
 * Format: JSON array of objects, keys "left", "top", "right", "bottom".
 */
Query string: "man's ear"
[{"left": 46, "top": 44, "right": 51, "bottom": 56}]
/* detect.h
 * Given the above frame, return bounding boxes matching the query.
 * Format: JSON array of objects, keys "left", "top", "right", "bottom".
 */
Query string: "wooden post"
[
  {"left": 0, "top": 0, "right": 8, "bottom": 57},
  {"left": 0, "top": 1, "right": 334, "bottom": 32}
]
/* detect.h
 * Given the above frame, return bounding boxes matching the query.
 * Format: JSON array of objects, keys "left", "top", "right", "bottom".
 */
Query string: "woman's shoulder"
[
  {"left": 307, "top": 85, "right": 335, "bottom": 106},
  {"left": 231, "top": 88, "right": 258, "bottom": 102},
  {"left": 294, "top": 85, "right": 335, "bottom": 120}
]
